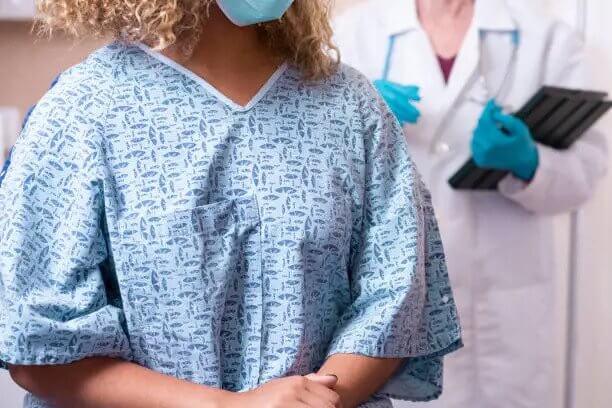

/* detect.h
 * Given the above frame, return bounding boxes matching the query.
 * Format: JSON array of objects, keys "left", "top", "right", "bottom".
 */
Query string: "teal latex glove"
[
  {"left": 471, "top": 100, "right": 539, "bottom": 181},
  {"left": 373, "top": 80, "right": 421, "bottom": 124}
]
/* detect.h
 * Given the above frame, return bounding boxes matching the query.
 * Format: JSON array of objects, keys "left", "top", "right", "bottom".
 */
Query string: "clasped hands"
[{"left": 222, "top": 373, "right": 344, "bottom": 408}]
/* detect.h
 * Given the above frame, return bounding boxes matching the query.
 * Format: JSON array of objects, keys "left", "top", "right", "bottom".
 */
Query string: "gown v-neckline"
[{"left": 137, "top": 43, "right": 288, "bottom": 112}]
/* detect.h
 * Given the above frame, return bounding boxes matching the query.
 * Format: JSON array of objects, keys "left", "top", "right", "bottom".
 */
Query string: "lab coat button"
[
  {"left": 442, "top": 295, "right": 450, "bottom": 304},
  {"left": 434, "top": 142, "right": 451, "bottom": 155}
]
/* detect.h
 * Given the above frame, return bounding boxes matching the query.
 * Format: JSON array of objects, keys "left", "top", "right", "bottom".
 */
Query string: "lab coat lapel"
[
  {"left": 444, "top": 24, "right": 479, "bottom": 111},
  {"left": 385, "top": 0, "right": 449, "bottom": 144},
  {"left": 431, "top": 24, "right": 480, "bottom": 143},
  {"left": 431, "top": 0, "right": 517, "bottom": 146},
  {"left": 385, "top": 0, "right": 516, "bottom": 145},
  {"left": 384, "top": 0, "right": 481, "bottom": 145},
  {"left": 387, "top": 23, "right": 480, "bottom": 146}
]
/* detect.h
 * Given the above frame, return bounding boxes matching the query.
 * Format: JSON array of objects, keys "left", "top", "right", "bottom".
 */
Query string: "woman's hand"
[
  {"left": 315, "top": 354, "right": 405, "bottom": 408},
  {"left": 224, "top": 375, "right": 342, "bottom": 408}
]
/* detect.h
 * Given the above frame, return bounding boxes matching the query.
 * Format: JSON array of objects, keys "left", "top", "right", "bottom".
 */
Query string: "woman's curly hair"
[{"left": 35, "top": 0, "right": 339, "bottom": 80}]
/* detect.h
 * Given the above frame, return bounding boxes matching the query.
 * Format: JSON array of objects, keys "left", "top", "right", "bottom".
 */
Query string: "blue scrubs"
[{"left": 0, "top": 43, "right": 462, "bottom": 407}]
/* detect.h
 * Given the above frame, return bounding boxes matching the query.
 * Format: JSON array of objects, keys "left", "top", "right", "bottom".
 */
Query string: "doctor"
[{"left": 334, "top": 0, "right": 607, "bottom": 407}]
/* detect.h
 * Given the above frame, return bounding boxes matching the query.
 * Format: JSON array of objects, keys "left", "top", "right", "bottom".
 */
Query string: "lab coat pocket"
[{"left": 114, "top": 196, "right": 261, "bottom": 375}]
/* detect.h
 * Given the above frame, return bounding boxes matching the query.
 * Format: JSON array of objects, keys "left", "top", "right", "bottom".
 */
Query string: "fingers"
[
  {"left": 492, "top": 110, "right": 527, "bottom": 135},
  {"left": 486, "top": 99, "right": 502, "bottom": 113},
  {"left": 305, "top": 374, "right": 338, "bottom": 389},
  {"left": 391, "top": 84, "right": 421, "bottom": 101},
  {"left": 374, "top": 79, "right": 403, "bottom": 92},
  {"left": 303, "top": 377, "right": 342, "bottom": 407},
  {"left": 373, "top": 80, "right": 421, "bottom": 125},
  {"left": 475, "top": 109, "right": 514, "bottom": 143},
  {"left": 384, "top": 92, "right": 420, "bottom": 123},
  {"left": 472, "top": 128, "right": 513, "bottom": 154},
  {"left": 374, "top": 80, "right": 421, "bottom": 101},
  {"left": 373, "top": 79, "right": 388, "bottom": 93},
  {"left": 305, "top": 379, "right": 340, "bottom": 398},
  {"left": 385, "top": 98, "right": 415, "bottom": 124},
  {"left": 471, "top": 127, "right": 510, "bottom": 168},
  {"left": 398, "top": 85, "right": 421, "bottom": 101},
  {"left": 373, "top": 79, "right": 401, "bottom": 97},
  {"left": 299, "top": 390, "right": 336, "bottom": 408},
  {"left": 404, "top": 103, "right": 421, "bottom": 122},
  {"left": 478, "top": 99, "right": 502, "bottom": 125}
]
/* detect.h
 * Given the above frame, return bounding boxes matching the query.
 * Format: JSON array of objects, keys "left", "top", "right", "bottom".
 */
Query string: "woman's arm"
[
  {"left": 10, "top": 358, "right": 343, "bottom": 408},
  {"left": 9, "top": 358, "right": 229, "bottom": 408},
  {"left": 316, "top": 354, "right": 404, "bottom": 408}
]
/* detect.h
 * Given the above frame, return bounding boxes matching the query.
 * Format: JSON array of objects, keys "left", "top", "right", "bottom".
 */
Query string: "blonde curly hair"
[{"left": 35, "top": 0, "right": 339, "bottom": 80}]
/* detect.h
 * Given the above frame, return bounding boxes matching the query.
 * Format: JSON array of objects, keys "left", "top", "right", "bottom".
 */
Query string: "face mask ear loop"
[{"left": 382, "top": 34, "right": 397, "bottom": 81}]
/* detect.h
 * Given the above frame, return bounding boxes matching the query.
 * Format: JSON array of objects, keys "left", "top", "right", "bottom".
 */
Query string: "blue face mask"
[{"left": 216, "top": 0, "right": 294, "bottom": 26}]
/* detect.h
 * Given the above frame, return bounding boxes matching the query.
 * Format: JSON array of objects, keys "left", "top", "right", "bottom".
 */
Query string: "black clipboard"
[{"left": 449, "top": 86, "right": 612, "bottom": 190}]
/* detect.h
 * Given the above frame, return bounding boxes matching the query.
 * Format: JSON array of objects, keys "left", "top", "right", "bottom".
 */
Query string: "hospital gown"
[{"left": 0, "top": 43, "right": 462, "bottom": 407}]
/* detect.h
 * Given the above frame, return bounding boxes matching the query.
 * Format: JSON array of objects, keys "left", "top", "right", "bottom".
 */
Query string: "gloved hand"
[
  {"left": 471, "top": 100, "right": 539, "bottom": 181},
  {"left": 373, "top": 80, "right": 421, "bottom": 124}
]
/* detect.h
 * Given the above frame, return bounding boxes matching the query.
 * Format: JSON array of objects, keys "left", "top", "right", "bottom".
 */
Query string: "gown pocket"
[{"left": 114, "top": 196, "right": 261, "bottom": 379}]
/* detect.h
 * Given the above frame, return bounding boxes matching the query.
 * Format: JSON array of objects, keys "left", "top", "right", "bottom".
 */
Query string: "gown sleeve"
[
  {"left": 0, "top": 64, "right": 132, "bottom": 369},
  {"left": 325, "top": 83, "right": 462, "bottom": 402}
]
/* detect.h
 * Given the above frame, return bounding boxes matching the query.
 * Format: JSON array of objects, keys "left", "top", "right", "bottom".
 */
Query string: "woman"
[
  {"left": 0, "top": 1, "right": 461, "bottom": 407},
  {"left": 334, "top": 0, "right": 608, "bottom": 407}
]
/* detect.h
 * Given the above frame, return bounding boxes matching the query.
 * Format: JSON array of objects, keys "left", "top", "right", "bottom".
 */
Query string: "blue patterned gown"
[{"left": 0, "top": 43, "right": 461, "bottom": 408}]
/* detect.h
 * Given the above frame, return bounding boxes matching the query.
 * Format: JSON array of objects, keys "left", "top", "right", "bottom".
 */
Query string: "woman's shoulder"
[
  {"left": 18, "top": 44, "right": 143, "bottom": 150},
  {"left": 60, "top": 42, "right": 146, "bottom": 87},
  {"left": 33, "top": 42, "right": 156, "bottom": 124},
  {"left": 308, "top": 62, "right": 381, "bottom": 109},
  {"left": 286, "top": 62, "right": 392, "bottom": 139},
  {"left": 331, "top": 62, "right": 372, "bottom": 85}
]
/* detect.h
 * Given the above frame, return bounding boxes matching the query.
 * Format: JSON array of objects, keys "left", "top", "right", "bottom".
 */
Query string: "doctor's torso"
[
  {"left": 334, "top": 0, "right": 574, "bottom": 289},
  {"left": 333, "top": 2, "right": 586, "bottom": 404}
]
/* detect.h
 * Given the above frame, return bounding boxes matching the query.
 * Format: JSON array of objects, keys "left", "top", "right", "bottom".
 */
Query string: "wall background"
[
  {"left": 0, "top": 1, "right": 610, "bottom": 407},
  {"left": 571, "top": 1, "right": 612, "bottom": 407},
  {"left": 0, "top": 22, "right": 104, "bottom": 158},
  {"left": 0, "top": 23, "right": 103, "bottom": 116}
]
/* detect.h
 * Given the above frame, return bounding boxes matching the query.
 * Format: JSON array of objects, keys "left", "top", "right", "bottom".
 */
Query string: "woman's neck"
[
  {"left": 416, "top": 0, "right": 475, "bottom": 59},
  {"left": 164, "top": 4, "right": 282, "bottom": 107},
  {"left": 417, "top": 0, "right": 474, "bottom": 19},
  {"left": 188, "top": 5, "right": 277, "bottom": 72}
]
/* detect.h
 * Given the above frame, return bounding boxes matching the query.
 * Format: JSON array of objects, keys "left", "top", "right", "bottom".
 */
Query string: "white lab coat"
[{"left": 334, "top": 0, "right": 608, "bottom": 407}]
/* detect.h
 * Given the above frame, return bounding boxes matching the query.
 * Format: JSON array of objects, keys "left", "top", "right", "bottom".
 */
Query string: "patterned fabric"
[
  {"left": 0, "top": 147, "right": 12, "bottom": 188},
  {"left": 0, "top": 43, "right": 461, "bottom": 408},
  {"left": 0, "top": 74, "right": 61, "bottom": 189}
]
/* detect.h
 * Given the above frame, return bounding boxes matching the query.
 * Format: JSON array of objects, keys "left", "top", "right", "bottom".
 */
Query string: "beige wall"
[{"left": 0, "top": 21, "right": 104, "bottom": 120}]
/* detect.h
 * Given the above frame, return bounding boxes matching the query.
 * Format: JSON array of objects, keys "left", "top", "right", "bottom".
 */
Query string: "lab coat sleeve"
[
  {"left": 326, "top": 88, "right": 462, "bottom": 402},
  {"left": 0, "top": 65, "right": 132, "bottom": 369},
  {"left": 332, "top": 2, "right": 387, "bottom": 81},
  {"left": 498, "top": 23, "right": 608, "bottom": 214}
]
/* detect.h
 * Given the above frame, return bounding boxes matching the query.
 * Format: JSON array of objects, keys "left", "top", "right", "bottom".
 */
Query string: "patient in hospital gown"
[{"left": 0, "top": 42, "right": 461, "bottom": 407}]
